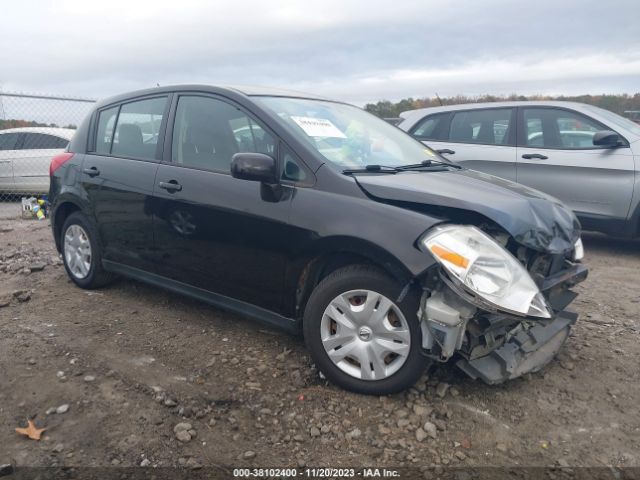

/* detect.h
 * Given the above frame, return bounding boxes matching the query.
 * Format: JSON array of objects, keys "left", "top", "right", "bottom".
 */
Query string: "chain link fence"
[{"left": 0, "top": 91, "right": 96, "bottom": 219}]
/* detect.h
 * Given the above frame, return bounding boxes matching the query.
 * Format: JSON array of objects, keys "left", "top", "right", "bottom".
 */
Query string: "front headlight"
[{"left": 421, "top": 225, "right": 551, "bottom": 318}]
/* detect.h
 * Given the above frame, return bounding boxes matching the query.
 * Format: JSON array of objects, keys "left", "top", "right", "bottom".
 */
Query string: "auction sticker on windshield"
[{"left": 291, "top": 116, "right": 347, "bottom": 138}]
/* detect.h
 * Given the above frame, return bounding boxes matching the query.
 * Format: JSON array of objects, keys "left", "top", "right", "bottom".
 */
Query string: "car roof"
[
  {"left": 95, "top": 84, "right": 333, "bottom": 109},
  {"left": 399, "top": 101, "right": 598, "bottom": 120},
  {"left": 0, "top": 127, "right": 76, "bottom": 139}
]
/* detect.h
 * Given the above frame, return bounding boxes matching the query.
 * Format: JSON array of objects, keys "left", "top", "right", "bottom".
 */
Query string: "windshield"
[
  {"left": 582, "top": 105, "right": 640, "bottom": 137},
  {"left": 255, "top": 96, "right": 445, "bottom": 168}
]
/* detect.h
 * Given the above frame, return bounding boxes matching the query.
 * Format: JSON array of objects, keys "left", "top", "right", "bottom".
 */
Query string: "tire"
[
  {"left": 60, "top": 212, "right": 114, "bottom": 289},
  {"left": 303, "top": 265, "right": 425, "bottom": 395}
]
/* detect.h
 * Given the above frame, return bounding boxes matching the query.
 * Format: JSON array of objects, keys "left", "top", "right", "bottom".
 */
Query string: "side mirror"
[
  {"left": 231, "top": 153, "right": 277, "bottom": 183},
  {"left": 592, "top": 130, "right": 619, "bottom": 147}
]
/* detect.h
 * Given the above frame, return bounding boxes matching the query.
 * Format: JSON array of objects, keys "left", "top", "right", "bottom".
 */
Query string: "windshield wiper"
[
  {"left": 342, "top": 164, "right": 400, "bottom": 175},
  {"left": 342, "top": 160, "right": 463, "bottom": 175},
  {"left": 396, "top": 159, "right": 462, "bottom": 171}
]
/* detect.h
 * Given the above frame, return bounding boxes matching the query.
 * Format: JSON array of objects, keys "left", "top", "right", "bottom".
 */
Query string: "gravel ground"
[{"left": 0, "top": 217, "right": 639, "bottom": 477}]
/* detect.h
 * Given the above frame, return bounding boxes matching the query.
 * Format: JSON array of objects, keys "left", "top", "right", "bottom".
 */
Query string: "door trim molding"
[{"left": 102, "top": 260, "right": 301, "bottom": 334}]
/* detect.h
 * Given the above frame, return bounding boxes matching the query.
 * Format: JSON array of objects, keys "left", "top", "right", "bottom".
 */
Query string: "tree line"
[
  {"left": 364, "top": 93, "right": 640, "bottom": 118},
  {"left": 0, "top": 119, "right": 77, "bottom": 130}
]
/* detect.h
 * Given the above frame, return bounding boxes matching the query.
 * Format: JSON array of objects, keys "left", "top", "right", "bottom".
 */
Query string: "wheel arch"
[
  {"left": 286, "top": 236, "right": 426, "bottom": 321},
  {"left": 52, "top": 200, "right": 84, "bottom": 252}
]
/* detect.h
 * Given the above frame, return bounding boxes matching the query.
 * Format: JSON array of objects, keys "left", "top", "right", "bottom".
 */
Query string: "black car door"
[
  {"left": 82, "top": 96, "right": 169, "bottom": 271},
  {"left": 150, "top": 94, "right": 294, "bottom": 313}
]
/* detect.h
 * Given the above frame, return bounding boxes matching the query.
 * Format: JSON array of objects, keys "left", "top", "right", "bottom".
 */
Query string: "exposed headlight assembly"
[{"left": 421, "top": 225, "right": 551, "bottom": 318}]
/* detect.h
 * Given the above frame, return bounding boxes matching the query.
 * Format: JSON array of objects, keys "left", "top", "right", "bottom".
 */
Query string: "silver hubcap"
[
  {"left": 320, "top": 289, "right": 411, "bottom": 381},
  {"left": 63, "top": 224, "right": 92, "bottom": 279}
]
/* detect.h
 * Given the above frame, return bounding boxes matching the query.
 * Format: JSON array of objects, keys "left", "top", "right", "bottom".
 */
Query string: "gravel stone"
[
  {"left": 455, "top": 451, "right": 466, "bottom": 461},
  {"left": 173, "top": 422, "right": 192, "bottom": 433},
  {"left": 423, "top": 421, "right": 437, "bottom": 439},
  {"left": 415, "top": 428, "right": 428, "bottom": 442},
  {"left": 435, "top": 383, "right": 450, "bottom": 398},
  {"left": 56, "top": 404, "right": 70, "bottom": 414}
]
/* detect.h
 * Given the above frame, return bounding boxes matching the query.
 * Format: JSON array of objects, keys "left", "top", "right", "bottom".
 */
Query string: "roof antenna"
[
  {"left": 435, "top": 92, "right": 443, "bottom": 106},
  {"left": 156, "top": 83, "right": 160, "bottom": 87}
]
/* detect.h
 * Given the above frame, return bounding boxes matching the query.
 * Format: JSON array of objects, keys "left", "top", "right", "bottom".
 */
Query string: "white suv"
[{"left": 398, "top": 101, "right": 640, "bottom": 238}]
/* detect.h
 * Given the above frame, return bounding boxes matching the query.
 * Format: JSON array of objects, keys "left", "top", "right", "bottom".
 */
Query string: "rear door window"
[
  {"left": 0, "top": 132, "right": 20, "bottom": 150},
  {"left": 21, "top": 133, "right": 69, "bottom": 149},
  {"left": 410, "top": 113, "right": 449, "bottom": 141},
  {"left": 111, "top": 97, "right": 167, "bottom": 160},
  {"left": 449, "top": 108, "right": 514, "bottom": 145}
]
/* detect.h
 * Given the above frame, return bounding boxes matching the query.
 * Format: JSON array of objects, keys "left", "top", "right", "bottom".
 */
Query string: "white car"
[
  {"left": 0, "top": 127, "right": 75, "bottom": 193},
  {"left": 398, "top": 101, "right": 640, "bottom": 237}
]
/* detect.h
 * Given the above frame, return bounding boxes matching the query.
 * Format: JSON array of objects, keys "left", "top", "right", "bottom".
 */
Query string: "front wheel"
[{"left": 303, "top": 265, "right": 425, "bottom": 395}]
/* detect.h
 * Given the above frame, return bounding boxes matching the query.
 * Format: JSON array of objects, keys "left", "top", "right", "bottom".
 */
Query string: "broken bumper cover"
[{"left": 456, "top": 309, "right": 577, "bottom": 384}]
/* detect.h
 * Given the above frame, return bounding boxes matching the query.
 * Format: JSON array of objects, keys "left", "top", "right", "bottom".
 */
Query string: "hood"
[{"left": 354, "top": 169, "right": 581, "bottom": 254}]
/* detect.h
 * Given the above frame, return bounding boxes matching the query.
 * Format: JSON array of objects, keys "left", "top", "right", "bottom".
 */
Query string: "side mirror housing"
[
  {"left": 231, "top": 153, "right": 277, "bottom": 183},
  {"left": 592, "top": 130, "right": 620, "bottom": 147}
]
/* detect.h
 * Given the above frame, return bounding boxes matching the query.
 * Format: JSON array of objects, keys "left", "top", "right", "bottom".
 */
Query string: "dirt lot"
[{"left": 1, "top": 216, "right": 639, "bottom": 477}]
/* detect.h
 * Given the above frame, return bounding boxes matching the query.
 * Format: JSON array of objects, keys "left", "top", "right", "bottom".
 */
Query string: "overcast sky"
[{"left": 1, "top": 0, "right": 640, "bottom": 105}]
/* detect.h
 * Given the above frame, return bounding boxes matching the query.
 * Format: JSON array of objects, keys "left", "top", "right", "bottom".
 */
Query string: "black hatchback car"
[{"left": 49, "top": 85, "right": 587, "bottom": 394}]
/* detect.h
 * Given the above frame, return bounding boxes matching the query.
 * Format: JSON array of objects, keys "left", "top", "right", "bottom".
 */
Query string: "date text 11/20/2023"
[{"left": 233, "top": 467, "right": 401, "bottom": 477}]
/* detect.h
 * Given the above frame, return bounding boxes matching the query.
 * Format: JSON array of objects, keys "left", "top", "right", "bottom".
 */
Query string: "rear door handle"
[
  {"left": 521, "top": 153, "right": 548, "bottom": 160},
  {"left": 83, "top": 167, "right": 100, "bottom": 177},
  {"left": 436, "top": 149, "right": 455, "bottom": 155},
  {"left": 158, "top": 181, "right": 182, "bottom": 192}
]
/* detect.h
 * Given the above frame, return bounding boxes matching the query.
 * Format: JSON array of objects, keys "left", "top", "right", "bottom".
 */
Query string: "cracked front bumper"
[
  {"left": 456, "top": 309, "right": 577, "bottom": 384},
  {"left": 455, "top": 261, "right": 587, "bottom": 384}
]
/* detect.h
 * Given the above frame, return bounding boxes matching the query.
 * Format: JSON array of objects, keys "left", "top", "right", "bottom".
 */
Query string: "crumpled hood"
[{"left": 354, "top": 169, "right": 581, "bottom": 254}]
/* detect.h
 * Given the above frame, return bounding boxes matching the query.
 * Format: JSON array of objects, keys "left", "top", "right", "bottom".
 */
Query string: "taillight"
[{"left": 50, "top": 152, "right": 74, "bottom": 176}]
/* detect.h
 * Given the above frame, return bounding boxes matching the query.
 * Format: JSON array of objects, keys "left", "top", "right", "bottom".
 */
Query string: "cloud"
[{"left": 0, "top": 0, "right": 639, "bottom": 104}]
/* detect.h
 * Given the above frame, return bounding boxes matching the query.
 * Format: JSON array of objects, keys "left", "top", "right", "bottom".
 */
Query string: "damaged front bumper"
[
  {"left": 456, "top": 309, "right": 576, "bottom": 384},
  {"left": 420, "top": 261, "right": 588, "bottom": 384}
]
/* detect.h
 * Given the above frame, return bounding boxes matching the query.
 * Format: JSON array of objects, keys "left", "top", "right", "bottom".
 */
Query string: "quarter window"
[
  {"left": 95, "top": 106, "right": 119, "bottom": 154},
  {"left": 411, "top": 113, "right": 449, "bottom": 141},
  {"left": 111, "top": 97, "right": 167, "bottom": 160},
  {"left": 21, "top": 133, "right": 68, "bottom": 150},
  {"left": 0, "top": 132, "right": 20, "bottom": 150},
  {"left": 449, "top": 108, "right": 513, "bottom": 145},
  {"left": 523, "top": 108, "right": 606, "bottom": 149},
  {"left": 172, "top": 96, "right": 275, "bottom": 172}
]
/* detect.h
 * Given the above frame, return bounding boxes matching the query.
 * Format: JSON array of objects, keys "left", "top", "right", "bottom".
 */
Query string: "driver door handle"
[
  {"left": 436, "top": 149, "right": 455, "bottom": 155},
  {"left": 522, "top": 153, "right": 548, "bottom": 160},
  {"left": 158, "top": 181, "right": 182, "bottom": 192}
]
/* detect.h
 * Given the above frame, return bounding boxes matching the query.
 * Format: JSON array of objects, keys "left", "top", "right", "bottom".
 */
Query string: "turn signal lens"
[{"left": 430, "top": 244, "right": 469, "bottom": 269}]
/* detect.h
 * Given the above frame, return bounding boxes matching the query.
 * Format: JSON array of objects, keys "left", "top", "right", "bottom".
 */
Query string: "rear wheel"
[
  {"left": 303, "top": 265, "right": 425, "bottom": 395},
  {"left": 61, "top": 212, "right": 114, "bottom": 289}
]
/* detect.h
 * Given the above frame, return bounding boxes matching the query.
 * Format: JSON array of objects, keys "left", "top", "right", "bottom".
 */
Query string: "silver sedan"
[{"left": 0, "top": 127, "right": 75, "bottom": 194}]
